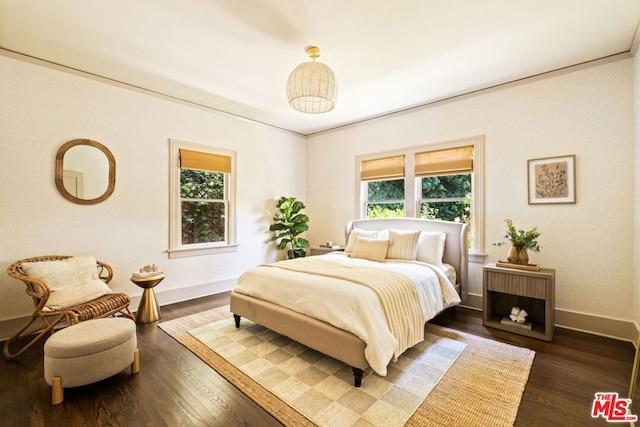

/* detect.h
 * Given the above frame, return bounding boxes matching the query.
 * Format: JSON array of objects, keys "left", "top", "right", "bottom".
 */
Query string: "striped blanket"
[{"left": 264, "top": 257, "right": 425, "bottom": 359}]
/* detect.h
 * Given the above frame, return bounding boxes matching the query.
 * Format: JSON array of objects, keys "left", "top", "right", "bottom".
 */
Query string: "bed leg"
[
  {"left": 233, "top": 314, "right": 241, "bottom": 328},
  {"left": 352, "top": 367, "right": 363, "bottom": 387}
]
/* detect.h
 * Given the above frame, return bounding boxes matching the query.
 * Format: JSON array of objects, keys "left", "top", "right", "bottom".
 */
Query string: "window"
[
  {"left": 416, "top": 145, "right": 473, "bottom": 224},
  {"left": 361, "top": 155, "right": 405, "bottom": 218},
  {"left": 169, "top": 140, "right": 237, "bottom": 258},
  {"left": 357, "top": 136, "right": 484, "bottom": 257},
  {"left": 419, "top": 174, "right": 471, "bottom": 222}
]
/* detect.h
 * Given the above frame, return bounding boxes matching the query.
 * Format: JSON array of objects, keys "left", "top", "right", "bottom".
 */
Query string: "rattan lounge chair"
[{"left": 4, "top": 255, "right": 135, "bottom": 359}]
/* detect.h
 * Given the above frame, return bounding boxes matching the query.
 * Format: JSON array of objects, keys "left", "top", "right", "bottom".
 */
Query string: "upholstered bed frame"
[{"left": 230, "top": 218, "right": 468, "bottom": 386}]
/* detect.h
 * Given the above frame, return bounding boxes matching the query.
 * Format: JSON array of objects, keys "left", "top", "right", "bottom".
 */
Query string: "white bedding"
[{"left": 233, "top": 252, "right": 460, "bottom": 376}]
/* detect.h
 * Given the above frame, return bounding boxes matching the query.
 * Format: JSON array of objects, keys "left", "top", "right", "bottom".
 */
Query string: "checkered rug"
[
  {"left": 189, "top": 317, "right": 465, "bottom": 427},
  {"left": 159, "top": 306, "right": 535, "bottom": 427}
]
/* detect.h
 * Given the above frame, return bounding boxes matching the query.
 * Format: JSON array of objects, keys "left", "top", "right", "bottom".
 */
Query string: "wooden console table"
[{"left": 483, "top": 262, "right": 555, "bottom": 341}]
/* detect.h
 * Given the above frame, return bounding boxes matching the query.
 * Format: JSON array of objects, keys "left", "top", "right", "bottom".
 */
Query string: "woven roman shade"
[
  {"left": 414, "top": 146, "right": 473, "bottom": 177},
  {"left": 179, "top": 149, "right": 231, "bottom": 173},
  {"left": 360, "top": 155, "right": 405, "bottom": 181}
]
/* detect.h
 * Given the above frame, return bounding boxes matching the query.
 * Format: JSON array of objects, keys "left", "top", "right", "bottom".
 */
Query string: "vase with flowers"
[{"left": 493, "top": 219, "right": 541, "bottom": 265}]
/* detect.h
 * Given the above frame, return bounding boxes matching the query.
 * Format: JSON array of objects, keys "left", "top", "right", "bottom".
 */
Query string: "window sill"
[
  {"left": 167, "top": 244, "right": 239, "bottom": 259},
  {"left": 469, "top": 252, "right": 488, "bottom": 263}
]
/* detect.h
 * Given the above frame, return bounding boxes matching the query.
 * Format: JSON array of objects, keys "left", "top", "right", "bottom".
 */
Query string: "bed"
[{"left": 230, "top": 217, "right": 468, "bottom": 386}]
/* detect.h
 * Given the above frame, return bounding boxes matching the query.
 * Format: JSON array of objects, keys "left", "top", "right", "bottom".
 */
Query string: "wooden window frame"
[
  {"left": 168, "top": 139, "right": 238, "bottom": 258},
  {"left": 356, "top": 135, "right": 485, "bottom": 260}
]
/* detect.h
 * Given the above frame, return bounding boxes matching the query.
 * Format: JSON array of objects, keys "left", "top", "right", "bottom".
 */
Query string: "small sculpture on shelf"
[
  {"left": 132, "top": 264, "right": 163, "bottom": 278},
  {"left": 509, "top": 307, "right": 528, "bottom": 324},
  {"left": 140, "top": 264, "right": 158, "bottom": 274},
  {"left": 501, "top": 306, "right": 532, "bottom": 330}
]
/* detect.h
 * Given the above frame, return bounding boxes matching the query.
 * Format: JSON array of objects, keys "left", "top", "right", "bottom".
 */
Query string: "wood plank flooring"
[{"left": 0, "top": 292, "right": 635, "bottom": 426}]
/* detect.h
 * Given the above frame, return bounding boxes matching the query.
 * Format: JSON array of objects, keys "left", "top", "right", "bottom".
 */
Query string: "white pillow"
[
  {"left": 345, "top": 228, "right": 380, "bottom": 253},
  {"left": 350, "top": 238, "right": 389, "bottom": 262},
  {"left": 21, "top": 254, "right": 112, "bottom": 310},
  {"left": 416, "top": 231, "right": 447, "bottom": 266},
  {"left": 386, "top": 230, "right": 421, "bottom": 260},
  {"left": 376, "top": 229, "right": 389, "bottom": 240}
]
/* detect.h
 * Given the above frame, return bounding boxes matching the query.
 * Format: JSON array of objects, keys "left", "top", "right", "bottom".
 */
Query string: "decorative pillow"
[
  {"left": 416, "top": 231, "right": 447, "bottom": 266},
  {"left": 350, "top": 238, "right": 390, "bottom": 262},
  {"left": 345, "top": 228, "right": 380, "bottom": 253},
  {"left": 386, "top": 230, "right": 421, "bottom": 260},
  {"left": 21, "top": 254, "right": 112, "bottom": 310},
  {"left": 377, "top": 229, "right": 389, "bottom": 240}
]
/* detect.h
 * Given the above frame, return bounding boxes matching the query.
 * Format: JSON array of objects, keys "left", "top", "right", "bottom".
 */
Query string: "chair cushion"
[
  {"left": 21, "top": 254, "right": 111, "bottom": 310},
  {"left": 44, "top": 318, "right": 136, "bottom": 359}
]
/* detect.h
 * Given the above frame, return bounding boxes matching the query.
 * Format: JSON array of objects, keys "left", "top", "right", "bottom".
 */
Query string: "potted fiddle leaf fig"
[{"left": 270, "top": 196, "right": 310, "bottom": 259}]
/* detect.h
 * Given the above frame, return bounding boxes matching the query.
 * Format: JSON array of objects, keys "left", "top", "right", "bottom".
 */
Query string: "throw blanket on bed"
[
  {"left": 264, "top": 257, "right": 424, "bottom": 360},
  {"left": 234, "top": 254, "right": 459, "bottom": 375}
]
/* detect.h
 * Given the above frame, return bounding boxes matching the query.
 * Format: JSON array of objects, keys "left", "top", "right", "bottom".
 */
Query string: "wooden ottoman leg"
[
  {"left": 52, "top": 376, "right": 63, "bottom": 405},
  {"left": 131, "top": 348, "right": 140, "bottom": 374}
]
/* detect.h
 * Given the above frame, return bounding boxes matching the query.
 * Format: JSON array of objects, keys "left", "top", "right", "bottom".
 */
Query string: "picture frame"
[{"left": 527, "top": 155, "right": 576, "bottom": 204}]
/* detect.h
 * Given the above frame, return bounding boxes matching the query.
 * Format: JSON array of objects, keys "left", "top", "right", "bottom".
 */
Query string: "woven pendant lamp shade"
[{"left": 286, "top": 46, "right": 337, "bottom": 114}]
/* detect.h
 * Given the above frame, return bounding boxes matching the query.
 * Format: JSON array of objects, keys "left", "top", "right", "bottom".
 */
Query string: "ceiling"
[{"left": 1, "top": 1, "right": 639, "bottom": 136}]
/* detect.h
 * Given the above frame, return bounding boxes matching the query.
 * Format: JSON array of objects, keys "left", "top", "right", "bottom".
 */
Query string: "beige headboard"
[{"left": 345, "top": 218, "right": 469, "bottom": 300}]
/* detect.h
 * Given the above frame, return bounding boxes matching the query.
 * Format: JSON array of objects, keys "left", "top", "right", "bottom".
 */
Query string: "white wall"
[
  {"left": 0, "top": 54, "right": 306, "bottom": 321},
  {"left": 306, "top": 57, "right": 635, "bottom": 333},
  {"left": 1, "top": 52, "right": 636, "bottom": 341}
]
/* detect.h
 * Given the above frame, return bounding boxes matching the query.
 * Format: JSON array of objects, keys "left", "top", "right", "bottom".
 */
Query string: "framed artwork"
[{"left": 527, "top": 155, "right": 576, "bottom": 204}]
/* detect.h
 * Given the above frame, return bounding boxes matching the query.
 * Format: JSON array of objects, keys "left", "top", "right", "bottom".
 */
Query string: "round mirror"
[{"left": 55, "top": 139, "right": 115, "bottom": 205}]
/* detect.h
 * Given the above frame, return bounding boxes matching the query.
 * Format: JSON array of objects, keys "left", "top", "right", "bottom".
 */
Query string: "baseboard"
[
  {"left": 129, "top": 277, "right": 236, "bottom": 312},
  {"left": 0, "top": 317, "right": 48, "bottom": 344},
  {"left": 0, "top": 278, "right": 236, "bottom": 342},
  {"left": 1, "top": 284, "right": 636, "bottom": 344},
  {"left": 462, "top": 292, "right": 637, "bottom": 343},
  {"left": 555, "top": 309, "right": 638, "bottom": 344},
  {"left": 461, "top": 293, "right": 482, "bottom": 311}
]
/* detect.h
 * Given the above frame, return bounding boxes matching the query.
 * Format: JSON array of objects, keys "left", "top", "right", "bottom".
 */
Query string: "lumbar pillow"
[
  {"left": 386, "top": 230, "right": 421, "bottom": 260},
  {"left": 416, "top": 231, "right": 447, "bottom": 266},
  {"left": 345, "top": 228, "right": 380, "bottom": 253},
  {"left": 350, "top": 238, "right": 390, "bottom": 262},
  {"left": 21, "top": 254, "right": 112, "bottom": 310}
]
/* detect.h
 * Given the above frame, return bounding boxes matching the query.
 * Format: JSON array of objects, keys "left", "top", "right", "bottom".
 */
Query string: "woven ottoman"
[{"left": 44, "top": 317, "right": 139, "bottom": 404}]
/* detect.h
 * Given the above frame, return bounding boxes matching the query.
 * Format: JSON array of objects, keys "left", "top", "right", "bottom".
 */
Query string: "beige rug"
[
  {"left": 189, "top": 316, "right": 465, "bottom": 426},
  {"left": 159, "top": 307, "right": 535, "bottom": 427}
]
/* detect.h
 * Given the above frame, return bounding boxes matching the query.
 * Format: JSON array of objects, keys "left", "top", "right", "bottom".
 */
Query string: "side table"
[
  {"left": 130, "top": 273, "right": 165, "bottom": 323},
  {"left": 482, "top": 263, "right": 555, "bottom": 341},
  {"left": 310, "top": 246, "right": 345, "bottom": 256}
]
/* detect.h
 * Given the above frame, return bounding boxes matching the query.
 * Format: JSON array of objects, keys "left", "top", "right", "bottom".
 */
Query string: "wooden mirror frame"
[{"left": 55, "top": 139, "right": 116, "bottom": 205}]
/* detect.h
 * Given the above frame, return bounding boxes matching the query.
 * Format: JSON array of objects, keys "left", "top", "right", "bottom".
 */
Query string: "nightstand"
[
  {"left": 310, "top": 246, "right": 345, "bottom": 256},
  {"left": 482, "top": 262, "right": 555, "bottom": 341},
  {"left": 130, "top": 273, "right": 165, "bottom": 323}
]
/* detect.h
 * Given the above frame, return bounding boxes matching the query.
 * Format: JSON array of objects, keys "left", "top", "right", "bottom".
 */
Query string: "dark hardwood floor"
[{"left": 1, "top": 292, "right": 635, "bottom": 426}]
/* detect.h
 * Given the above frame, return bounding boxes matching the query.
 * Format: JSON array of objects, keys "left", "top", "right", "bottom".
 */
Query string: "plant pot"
[{"left": 507, "top": 245, "right": 529, "bottom": 265}]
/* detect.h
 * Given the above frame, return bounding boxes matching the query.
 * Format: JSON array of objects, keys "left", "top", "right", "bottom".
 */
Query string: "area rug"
[{"left": 159, "top": 306, "right": 535, "bottom": 427}]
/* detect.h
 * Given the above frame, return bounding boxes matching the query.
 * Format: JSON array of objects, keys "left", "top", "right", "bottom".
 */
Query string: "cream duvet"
[{"left": 232, "top": 252, "right": 460, "bottom": 376}]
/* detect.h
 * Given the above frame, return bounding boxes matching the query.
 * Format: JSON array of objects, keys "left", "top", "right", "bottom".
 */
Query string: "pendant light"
[{"left": 286, "top": 46, "right": 337, "bottom": 114}]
